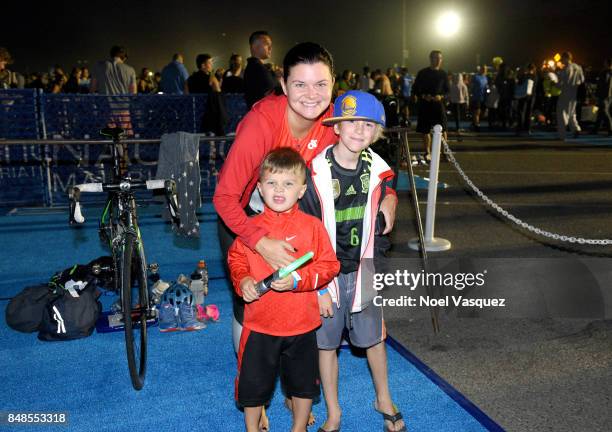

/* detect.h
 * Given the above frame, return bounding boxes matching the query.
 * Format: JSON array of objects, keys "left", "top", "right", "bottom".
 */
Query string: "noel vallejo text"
[{"left": 371, "top": 270, "right": 506, "bottom": 309}]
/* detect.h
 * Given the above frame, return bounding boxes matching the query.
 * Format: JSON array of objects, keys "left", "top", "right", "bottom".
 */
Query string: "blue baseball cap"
[{"left": 323, "top": 90, "right": 386, "bottom": 127}]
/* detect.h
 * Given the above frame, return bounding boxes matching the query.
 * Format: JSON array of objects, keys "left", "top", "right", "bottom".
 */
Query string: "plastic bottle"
[
  {"left": 151, "top": 279, "right": 170, "bottom": 305},
  {"left": 190, "top": 260, "right": 209, "bottom": 305}
]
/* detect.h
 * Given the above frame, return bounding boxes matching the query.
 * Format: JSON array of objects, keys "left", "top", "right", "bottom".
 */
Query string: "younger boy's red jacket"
[{"left": 228, "top": 204, "right": 340, "bottom": 336}]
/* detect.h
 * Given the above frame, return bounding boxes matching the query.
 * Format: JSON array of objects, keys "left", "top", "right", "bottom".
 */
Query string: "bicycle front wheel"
[{"left": 120, "top": 232, "right": 148, "bottom": 390}]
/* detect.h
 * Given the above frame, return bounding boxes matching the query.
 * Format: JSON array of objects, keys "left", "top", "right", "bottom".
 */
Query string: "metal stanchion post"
[
  {"left": 408, "top": 124, "right": 451, "bottom": 252},
  {"left": 400, "top": 130, "right": 440, "bottom": 333}
]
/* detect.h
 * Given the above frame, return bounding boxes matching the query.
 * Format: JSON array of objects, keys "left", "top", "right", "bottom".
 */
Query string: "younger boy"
[
  {"left": 302, "top": 90, "right": 407, "bottom": 432},
  {"left": 228, "top": 148, "right": 340, "bottom": 432}
]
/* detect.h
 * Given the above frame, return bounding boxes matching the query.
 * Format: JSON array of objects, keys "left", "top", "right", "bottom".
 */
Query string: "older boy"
[
  {"left": 302, "top": 91, "right": 407, "bottom": 432},
  {"left": 228, "top": 148, "right": 340, "bottom": 432}
]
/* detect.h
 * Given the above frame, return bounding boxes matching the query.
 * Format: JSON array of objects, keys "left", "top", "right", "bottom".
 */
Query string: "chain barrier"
[{"left": 442, "top": 138, "right": 612, "bottom": 246}]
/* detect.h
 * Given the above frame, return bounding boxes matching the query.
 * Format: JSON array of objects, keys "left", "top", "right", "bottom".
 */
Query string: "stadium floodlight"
[{"left": 435, "top": 11, "right": 461, "bottom": 38}]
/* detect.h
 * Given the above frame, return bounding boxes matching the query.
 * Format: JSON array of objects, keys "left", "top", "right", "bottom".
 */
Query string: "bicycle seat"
[{"left": 100, "top": 127, "right": 126, "bottom": 140}]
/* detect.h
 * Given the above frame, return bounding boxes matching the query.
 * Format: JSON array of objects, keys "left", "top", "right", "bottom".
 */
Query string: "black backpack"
[
  {"left": 5, "top": 284, "right": 58, "bottom": 333},
  {"left": 38, "top": 282, "right": 101, "bottom": 342}
]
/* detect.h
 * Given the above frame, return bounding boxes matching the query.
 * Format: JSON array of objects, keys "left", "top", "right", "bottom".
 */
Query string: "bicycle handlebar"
[
  {"left": 145, "top": 179, "right": 166, "bottom": 189},
  {"left": 76, "top": 183, "right": 104, "bottom": 193},
  {"left": 69, "top": 179, "right": 180, "bottom": 226}
]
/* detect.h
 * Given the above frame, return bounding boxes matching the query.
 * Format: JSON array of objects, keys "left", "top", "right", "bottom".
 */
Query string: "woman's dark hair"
[{"left": 282, "top": 42, "right": 334, "bottom": 82}]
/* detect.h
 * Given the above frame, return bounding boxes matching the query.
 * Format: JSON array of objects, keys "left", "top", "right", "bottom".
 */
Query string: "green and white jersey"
[{"left": 326, "top": 147, "right": 372, "bottom": 273}]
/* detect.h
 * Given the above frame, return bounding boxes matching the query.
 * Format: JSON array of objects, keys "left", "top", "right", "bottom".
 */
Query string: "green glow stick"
[
  {"left": 255, "top": 251, "right": 314, "bottom": 295},
  {"left": 278, "top": 251, "right": 314, "bottom": 278}
]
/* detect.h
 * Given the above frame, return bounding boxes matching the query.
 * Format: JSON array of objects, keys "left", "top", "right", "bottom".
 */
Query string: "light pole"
[{"left": 402, "top": 0, "right": 409, "bottom": 67}]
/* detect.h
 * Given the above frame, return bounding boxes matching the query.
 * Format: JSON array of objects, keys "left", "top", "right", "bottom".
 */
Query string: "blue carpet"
[{"left": 0, "top": 204, "right": 500, "bottom": 431}]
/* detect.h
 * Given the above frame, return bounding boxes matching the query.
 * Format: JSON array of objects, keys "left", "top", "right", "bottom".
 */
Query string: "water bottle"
[{"left": 190, "top": 260, "right": 209, "bottom": 305}]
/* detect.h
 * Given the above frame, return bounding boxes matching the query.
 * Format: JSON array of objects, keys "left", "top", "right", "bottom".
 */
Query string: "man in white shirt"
[
  {"left": 91, "top": 45, "right": 137, "bottom": 136},
  {"left": 91, "top": 45, "right": 136, "bottom": 95},
  {"left": 556, "top": 51, "right": 584, "bottom": 139}
]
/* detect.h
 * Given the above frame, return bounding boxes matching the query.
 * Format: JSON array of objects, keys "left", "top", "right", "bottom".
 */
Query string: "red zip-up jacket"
[
  {"left": 228, "top": 204, "right": 340, "bottom": 336},
  {"left": 213, "top": 94, "right": 337, "bottom": 250}
]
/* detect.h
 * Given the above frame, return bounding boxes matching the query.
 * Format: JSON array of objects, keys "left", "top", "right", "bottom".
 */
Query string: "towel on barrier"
[{"left": 156, "top": 132, "right": 201, "bottom": 237}]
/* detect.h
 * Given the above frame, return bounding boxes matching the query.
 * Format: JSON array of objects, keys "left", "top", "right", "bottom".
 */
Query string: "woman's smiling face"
[{"left": 282, "top": 62, "right": 333, "bottom": 122}]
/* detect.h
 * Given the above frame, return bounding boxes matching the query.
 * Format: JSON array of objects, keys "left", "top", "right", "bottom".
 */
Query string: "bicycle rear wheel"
[{"left": 120, "top": 232, "right": 148, "bottom": 390}]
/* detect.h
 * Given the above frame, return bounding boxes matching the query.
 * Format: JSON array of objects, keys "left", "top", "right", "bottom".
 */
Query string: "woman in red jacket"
[
  {"left": 215, "top": 42, "right": 396, "bottom": 266},
  {"left": 214, "top": 41, "right": 397, "bottom": 338}
]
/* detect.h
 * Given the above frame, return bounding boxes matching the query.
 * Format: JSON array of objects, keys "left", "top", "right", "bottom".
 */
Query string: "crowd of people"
[
  {"left": 3, "top": 31, "right": 612, "bottom": 432},
  {"left": 2, "top": 42, "right": 611, "bottom": 139},
  {"left": 0, "top": 41, "right": 274, "bottom": 97},
  {"left": 322, "top": 54, "right": 612, "bottom": 140}
]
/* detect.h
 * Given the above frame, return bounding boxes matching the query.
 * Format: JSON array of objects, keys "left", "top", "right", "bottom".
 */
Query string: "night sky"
[{"left": 4, "top": 0, "right": 612, "bottom": 76}]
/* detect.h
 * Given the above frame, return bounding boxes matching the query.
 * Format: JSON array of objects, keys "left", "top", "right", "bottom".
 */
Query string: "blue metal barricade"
[
  {"left": 38, "top": 93, "right": 248, "bottom": 139},
  {"left": 0, "top": 89, "right": 39, "bottom": 139},
  {"left": 0, "top": 90, "right": 249, "bottom": 140},
  {"left": 0, "top": 137, "right": 235, "bottom": 207},
  {"left": 0, "top": 91, "right": 249, "bottom": 207}
]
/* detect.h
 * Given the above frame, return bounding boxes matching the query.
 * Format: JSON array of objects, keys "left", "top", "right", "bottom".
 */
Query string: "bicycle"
[{"left": 68, "top": 127, "right": 180, "bottom": 390}]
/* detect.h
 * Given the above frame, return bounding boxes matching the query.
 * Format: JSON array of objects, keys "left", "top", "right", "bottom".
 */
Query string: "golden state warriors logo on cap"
[{"left": 341, "top": 95, "right": 357, "bottom": 117}]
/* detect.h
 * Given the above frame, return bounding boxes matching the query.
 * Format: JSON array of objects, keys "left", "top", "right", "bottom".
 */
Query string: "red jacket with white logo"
[
  {"left": 228, "top": 204, "right": 340, "bottom": 336},
  {"left": 213, "top": 94, "right": 337, "bottom": 250}
]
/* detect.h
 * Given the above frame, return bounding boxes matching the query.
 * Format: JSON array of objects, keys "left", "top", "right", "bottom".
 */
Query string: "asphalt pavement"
[{"left": 383, "top": 130, "right": 612, "bottom": 432}]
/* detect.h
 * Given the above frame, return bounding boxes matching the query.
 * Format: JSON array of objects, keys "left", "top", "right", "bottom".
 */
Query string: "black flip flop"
[{"left": 375, "top": 404, "right": 407, "bottom": 432}]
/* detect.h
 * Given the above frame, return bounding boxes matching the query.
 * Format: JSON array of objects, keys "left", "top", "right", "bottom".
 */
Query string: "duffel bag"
[{"left": 6, "top": 284, "right": 57, "bottom": 333}]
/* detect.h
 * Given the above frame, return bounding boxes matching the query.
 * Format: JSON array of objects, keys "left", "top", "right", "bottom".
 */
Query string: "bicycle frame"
[
  {"left": 68, "top": 127, "right": 179, "bottom": 390},
  {"left": 101, "top": 185, "right": 146, "bottom": 301},
  {"left": 98, "top": 140, "right": 143, "bottom": 292}
]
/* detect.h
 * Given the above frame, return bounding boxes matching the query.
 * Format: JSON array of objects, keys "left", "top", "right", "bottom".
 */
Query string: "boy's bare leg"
[
  {"left": 245, "top": 406, "right": 263, "bottom": 432},
  {"left": 290, "top": 396, "right": 313, "bottom": 432},
  {"left": 367, "top": 342, "right": 406, "bottom": 431},
  {"left": 319, "top": 349, "right": 342, "bottom": 431},
  {"left": 284, "top": 397, "right": 316, "bottom": 426},
  {"left": 259, "top": 406, "right": 269, "bottom": 431}
]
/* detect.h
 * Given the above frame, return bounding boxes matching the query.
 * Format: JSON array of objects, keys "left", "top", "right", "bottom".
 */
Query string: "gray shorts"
[{"left": 316, "top": 272, "right": 386, "bottom": 349}]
